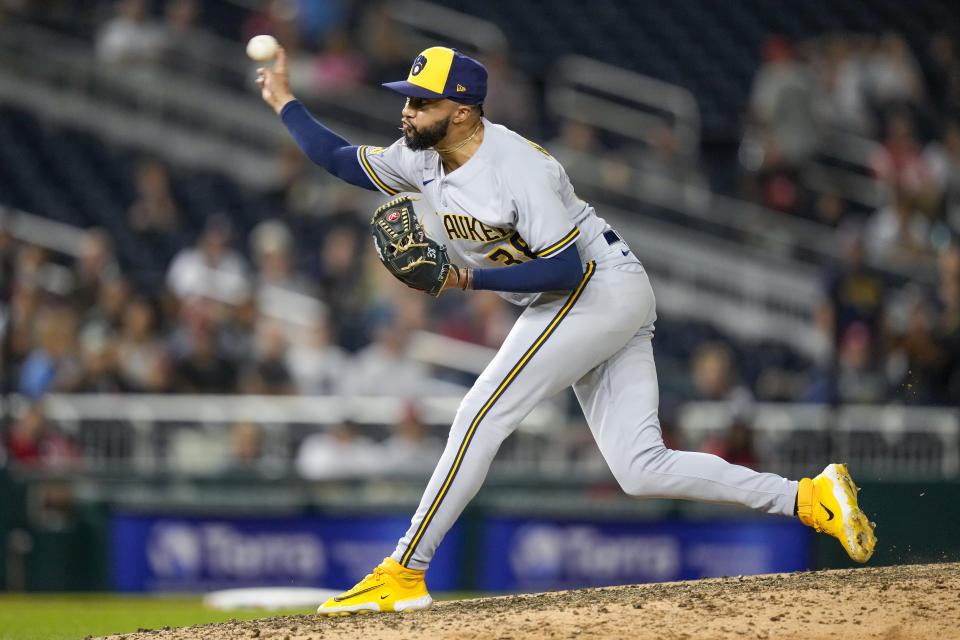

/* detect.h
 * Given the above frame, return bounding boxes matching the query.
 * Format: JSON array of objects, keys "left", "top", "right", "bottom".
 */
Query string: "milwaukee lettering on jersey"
[{"left": 441, "top": 213, "right": 511, "bottom": 243}]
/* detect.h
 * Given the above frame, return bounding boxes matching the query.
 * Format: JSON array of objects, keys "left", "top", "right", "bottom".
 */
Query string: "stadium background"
[{"left": 0, "top": 0, "right": 959, "bottom": 598}]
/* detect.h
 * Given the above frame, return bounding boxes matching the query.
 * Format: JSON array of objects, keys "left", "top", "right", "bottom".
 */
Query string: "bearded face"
[{"left": 404, "top": 116, "right": 452, "bottom": 151}]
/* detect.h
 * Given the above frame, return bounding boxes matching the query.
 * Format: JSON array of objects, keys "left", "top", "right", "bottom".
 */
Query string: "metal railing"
[
  {"left": 680, "top": 402, "right": 960, "bottom": 480},
  {"left": 384, "top": 0, "right": 509, "bottom": 56},
  {"left": 0, "top": 206, "right": 86, "bottom": 257},
  {"left": 0, "top": 18, "right": 390, "bottom": 190},
  {"left": 6, "top": 392, "right": 563, "bottom": 475},
  {"left": 4, "top": 393, "right": 956, "bottom": 481},
  {"left": 607, "top": 203, "right": 824, "bottom": 357},
  {"left": 546, "top": 55, "right": 701, "bottom": 159},
  {"left": 806, "top": 128, "right": 887, "bottom": 211}
]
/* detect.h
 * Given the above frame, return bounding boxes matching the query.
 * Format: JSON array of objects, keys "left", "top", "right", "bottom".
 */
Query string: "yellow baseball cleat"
[
  {"left": 316, "top": 557, "right": 432, "bottom": 617},
  {"left": 797, "top": 463, "right": 876, "bottom": 563}
]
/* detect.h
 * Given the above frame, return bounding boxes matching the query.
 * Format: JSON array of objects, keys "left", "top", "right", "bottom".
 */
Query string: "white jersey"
[{"left": 357, "top": 118, "right": 613, "bottom": 306}]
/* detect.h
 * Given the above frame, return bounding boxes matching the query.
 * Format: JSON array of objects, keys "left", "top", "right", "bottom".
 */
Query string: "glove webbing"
[{"left": 398, "top": 255, "right": 438, "bottom": 273}]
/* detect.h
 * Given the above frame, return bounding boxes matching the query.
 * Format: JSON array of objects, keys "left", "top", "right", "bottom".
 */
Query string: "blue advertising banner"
[
  {"left": 479, "top": 518, "right": 811, "bottom": 591},
  {"left": 110, "top": 513, "right": 462, "bottom": 592}
]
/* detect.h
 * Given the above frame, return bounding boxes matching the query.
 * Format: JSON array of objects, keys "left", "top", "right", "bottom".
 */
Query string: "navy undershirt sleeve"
[
  {"left": 279, "top": 100, "right": 377, "bottom": 190},
  {"left": 472, "top": 244, "right": 583, "bottom": 293}
]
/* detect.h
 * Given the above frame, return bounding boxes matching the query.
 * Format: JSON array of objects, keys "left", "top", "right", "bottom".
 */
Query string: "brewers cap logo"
[{"left": 410, "top": 54, "right": 427, "bottom": 76}]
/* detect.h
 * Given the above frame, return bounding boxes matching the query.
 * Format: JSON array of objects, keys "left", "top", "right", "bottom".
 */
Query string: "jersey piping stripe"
[
  {"left": 358, "top": 146, "right": 399, "bottom": 195},
  {"left": 537, "top": 227, "right": 580, "bottom": 258},
  {"left": 400, "top": 261, "right": 597, "bottom": 567}
]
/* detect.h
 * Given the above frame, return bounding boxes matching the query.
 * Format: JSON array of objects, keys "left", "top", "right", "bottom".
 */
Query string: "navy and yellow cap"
[{"left": 382, "top": 46, "right": 487, "bottom": 105}]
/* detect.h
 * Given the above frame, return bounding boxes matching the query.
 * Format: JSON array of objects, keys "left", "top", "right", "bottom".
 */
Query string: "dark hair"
[{"left": 473, "top": 103, "right": 484, "bottom": 118}]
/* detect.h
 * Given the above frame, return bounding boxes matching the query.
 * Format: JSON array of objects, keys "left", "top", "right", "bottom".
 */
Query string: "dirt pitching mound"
[{"left": 98, "top": 562, "right": 960, "bottom": 640}]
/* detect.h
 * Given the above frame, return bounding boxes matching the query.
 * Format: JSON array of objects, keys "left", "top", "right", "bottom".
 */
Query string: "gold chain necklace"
[{"left": 434, "top": 121, "right": 483, "bottom": 155}]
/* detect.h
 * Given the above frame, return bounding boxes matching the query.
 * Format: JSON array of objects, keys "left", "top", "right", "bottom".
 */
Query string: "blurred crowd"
[
  {"left": 2, "top": 1, "right": 960, "bottom": 476},
  {"left": 740, "top": 32, "right": 960, "bottom": 235},
  {"left": 2, "top": 213, "right": 519, "bottom": 400},
  {"left": 0, "top": 197, "right": 514, "bottom": 472},
  {"left": 737, "top": 31, "right": 960, "bottom": 406},
  {"left": 814, "top": 236, "right": 960, "bottom": 405}
]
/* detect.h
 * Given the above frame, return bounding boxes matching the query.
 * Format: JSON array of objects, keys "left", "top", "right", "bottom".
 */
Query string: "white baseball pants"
[{"left": 391, "top": 259, "right": 799, "bottom": 570}]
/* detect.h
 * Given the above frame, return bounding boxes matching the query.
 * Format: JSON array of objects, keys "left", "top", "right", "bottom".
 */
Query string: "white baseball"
[{"left": 246, "top": 35, "right": 279, "bottom": 62}]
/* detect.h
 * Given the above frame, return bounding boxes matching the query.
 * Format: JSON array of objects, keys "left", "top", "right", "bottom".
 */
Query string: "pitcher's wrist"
[{"left": 273, "top": 94, "right": 296, "bottom": 115}]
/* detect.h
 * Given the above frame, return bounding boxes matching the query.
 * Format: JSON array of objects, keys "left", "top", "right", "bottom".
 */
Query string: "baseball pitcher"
[{"left": 257, "top": 45, "right": 876, "bottom": 616}]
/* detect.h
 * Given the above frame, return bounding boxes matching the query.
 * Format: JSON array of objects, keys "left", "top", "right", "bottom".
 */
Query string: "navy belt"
[{"left": 603, "top": 229, "right": 622, "bottom": 244}]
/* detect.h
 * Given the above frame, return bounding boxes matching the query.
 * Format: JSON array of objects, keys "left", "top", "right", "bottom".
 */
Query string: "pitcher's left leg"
[
  {"left": 576, "top": 327, "right": 877, "bottom": 562},
  {"left": 575, "top": 334, "right": 798, "bottom": 515}
]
